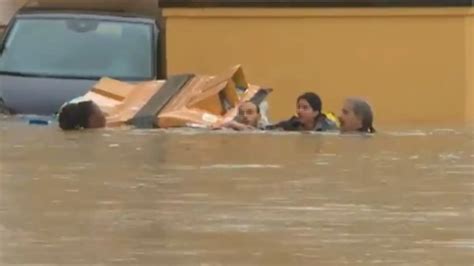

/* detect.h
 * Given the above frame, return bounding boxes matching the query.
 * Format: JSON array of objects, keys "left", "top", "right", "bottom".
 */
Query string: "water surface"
[{"left": 1, "top": 118, "right": 473, "bottom": 265}]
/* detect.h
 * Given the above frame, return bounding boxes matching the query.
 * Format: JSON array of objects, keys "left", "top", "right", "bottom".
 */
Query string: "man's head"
[
  {"left": 58, "top": 100, "right": 106, "bottom": 130},
  {"left": 237, "top": 101, "right": 261, "bottom": 127},
  {"left": 339, "top": 98, "right": 375, "bottom": 133}
]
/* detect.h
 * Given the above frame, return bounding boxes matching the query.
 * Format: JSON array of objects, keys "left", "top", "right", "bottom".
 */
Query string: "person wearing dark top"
[{"left": 266, "top": 92, "right": 338, "bottom": 132}]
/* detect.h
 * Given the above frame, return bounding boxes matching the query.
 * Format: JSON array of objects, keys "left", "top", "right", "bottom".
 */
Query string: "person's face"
[
  {"left": 338, "top": 100, "right": 362, "bottom": 132},
  {"left": 238, "top": 102, "right": 260, "bottom": 127},
  {"left": 87, "top": 103, "right": 106, "bottom": 128},
  {"left": 296, "top": 98, "right": 318, "bottom": 125}
]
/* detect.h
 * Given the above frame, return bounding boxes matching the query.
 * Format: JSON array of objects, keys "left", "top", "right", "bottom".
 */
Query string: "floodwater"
[{"left": 1, "top": 118, "right": 473, "bottom": 265}]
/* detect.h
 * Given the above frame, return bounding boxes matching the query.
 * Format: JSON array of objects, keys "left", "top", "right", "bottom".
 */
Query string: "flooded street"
[{"left": 1, "top": 118, "right": 473, "bottom": 265}]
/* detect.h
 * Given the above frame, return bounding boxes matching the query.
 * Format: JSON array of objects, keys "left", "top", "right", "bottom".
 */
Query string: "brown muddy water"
[{"left": 0, "top": 117, "right": 473, "bottom": 265}]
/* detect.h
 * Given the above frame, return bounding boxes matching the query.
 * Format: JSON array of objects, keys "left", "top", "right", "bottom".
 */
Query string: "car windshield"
[{"left": 0, "top": 17, "right": 154, "bottom": 80}]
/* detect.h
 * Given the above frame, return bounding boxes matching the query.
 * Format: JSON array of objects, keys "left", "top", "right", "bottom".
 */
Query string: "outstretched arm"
[{"left": 212, "top": 120, "right": 255, "bottom": 131}]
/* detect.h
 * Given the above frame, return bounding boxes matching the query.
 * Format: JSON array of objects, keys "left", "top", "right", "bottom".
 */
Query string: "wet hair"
[
  {"left": 58, "top": 101, "right": 96, "bottom": 130},
  {"left": 266, "top": 92, "right": 325, "bottom": 131},
  {"left": 241, "top": 100, "right": 260, "bottom": 114},
  {"left": 347, "top": 98, "right": 376, "bottom": 133},
  {"left": 297, "top": 92, "right": 322, "bottom": 113},
  {"left": 297, "top": 91, "right": 328, "bottom": 124}
]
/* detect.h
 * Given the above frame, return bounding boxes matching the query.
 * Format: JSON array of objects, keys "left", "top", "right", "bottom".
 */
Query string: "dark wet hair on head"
[
  {"left": 58, "top": 101, "right": 95, "bottom": 130},
  {"left": 347, "top": 98, "right": 376, "bottom": 133},
  {"left": 297, "top": 92, "right": 322, "bottom": 113},
  {"left": 241, "top": 100, "right": 260, "bottom": 114}
]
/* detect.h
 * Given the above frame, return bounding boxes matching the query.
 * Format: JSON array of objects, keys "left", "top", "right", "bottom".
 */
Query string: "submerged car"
[{"left": 0, "top": 0, "right": 164, "bottom": 115}]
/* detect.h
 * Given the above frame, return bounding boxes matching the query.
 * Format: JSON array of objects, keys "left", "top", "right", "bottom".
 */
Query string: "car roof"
[
  {"left": 15, "top": 10, "right": 158, "bottom": 24},
  {"left": 17, "top": 0, "right": 160, "bottom": 20}
]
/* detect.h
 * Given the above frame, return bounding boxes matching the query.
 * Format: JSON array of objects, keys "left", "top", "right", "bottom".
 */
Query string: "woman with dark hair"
[
  {"left": 267, "top": 92, "right": 338, "bottom": 132},
  {"left": 338, "top": 97, "right": 376, "bottom": 133},
  {"left": 58, "top": 99, "right": 106, "bottom": 130}
]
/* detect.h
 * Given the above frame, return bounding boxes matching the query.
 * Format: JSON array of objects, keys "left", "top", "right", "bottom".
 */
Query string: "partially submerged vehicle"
[
  {"left": 69, "top": 65, "right": 272, "bottom": 128},
  {"left": 0, "top": 0, "right": 165, "bottom": 115}
]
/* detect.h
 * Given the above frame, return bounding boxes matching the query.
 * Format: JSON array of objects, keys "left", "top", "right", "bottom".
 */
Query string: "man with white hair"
[{"left": 338, "top": 97, "right": 376, "bottom": 133}]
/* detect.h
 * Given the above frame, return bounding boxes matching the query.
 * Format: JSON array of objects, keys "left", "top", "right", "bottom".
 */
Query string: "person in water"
[
  {"left": 338, "top": 97, "right": 376, "bottom": 133},
  {"left": 219, "top": 100, "right": 267, "bottom": 130},
  {"left": 58, "top": 97, "right": 266, "bottom": 131},
  {"left": 58, "top": 98, "right": 106, "bottom": 130},
  {"left": 266, "top": 92, "right": 338, "bottom": 131}
]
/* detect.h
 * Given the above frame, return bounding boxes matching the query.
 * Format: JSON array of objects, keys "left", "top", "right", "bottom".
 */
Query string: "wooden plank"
[{"left": 129, "top": 74, "right": 194, "bottom": 128}]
